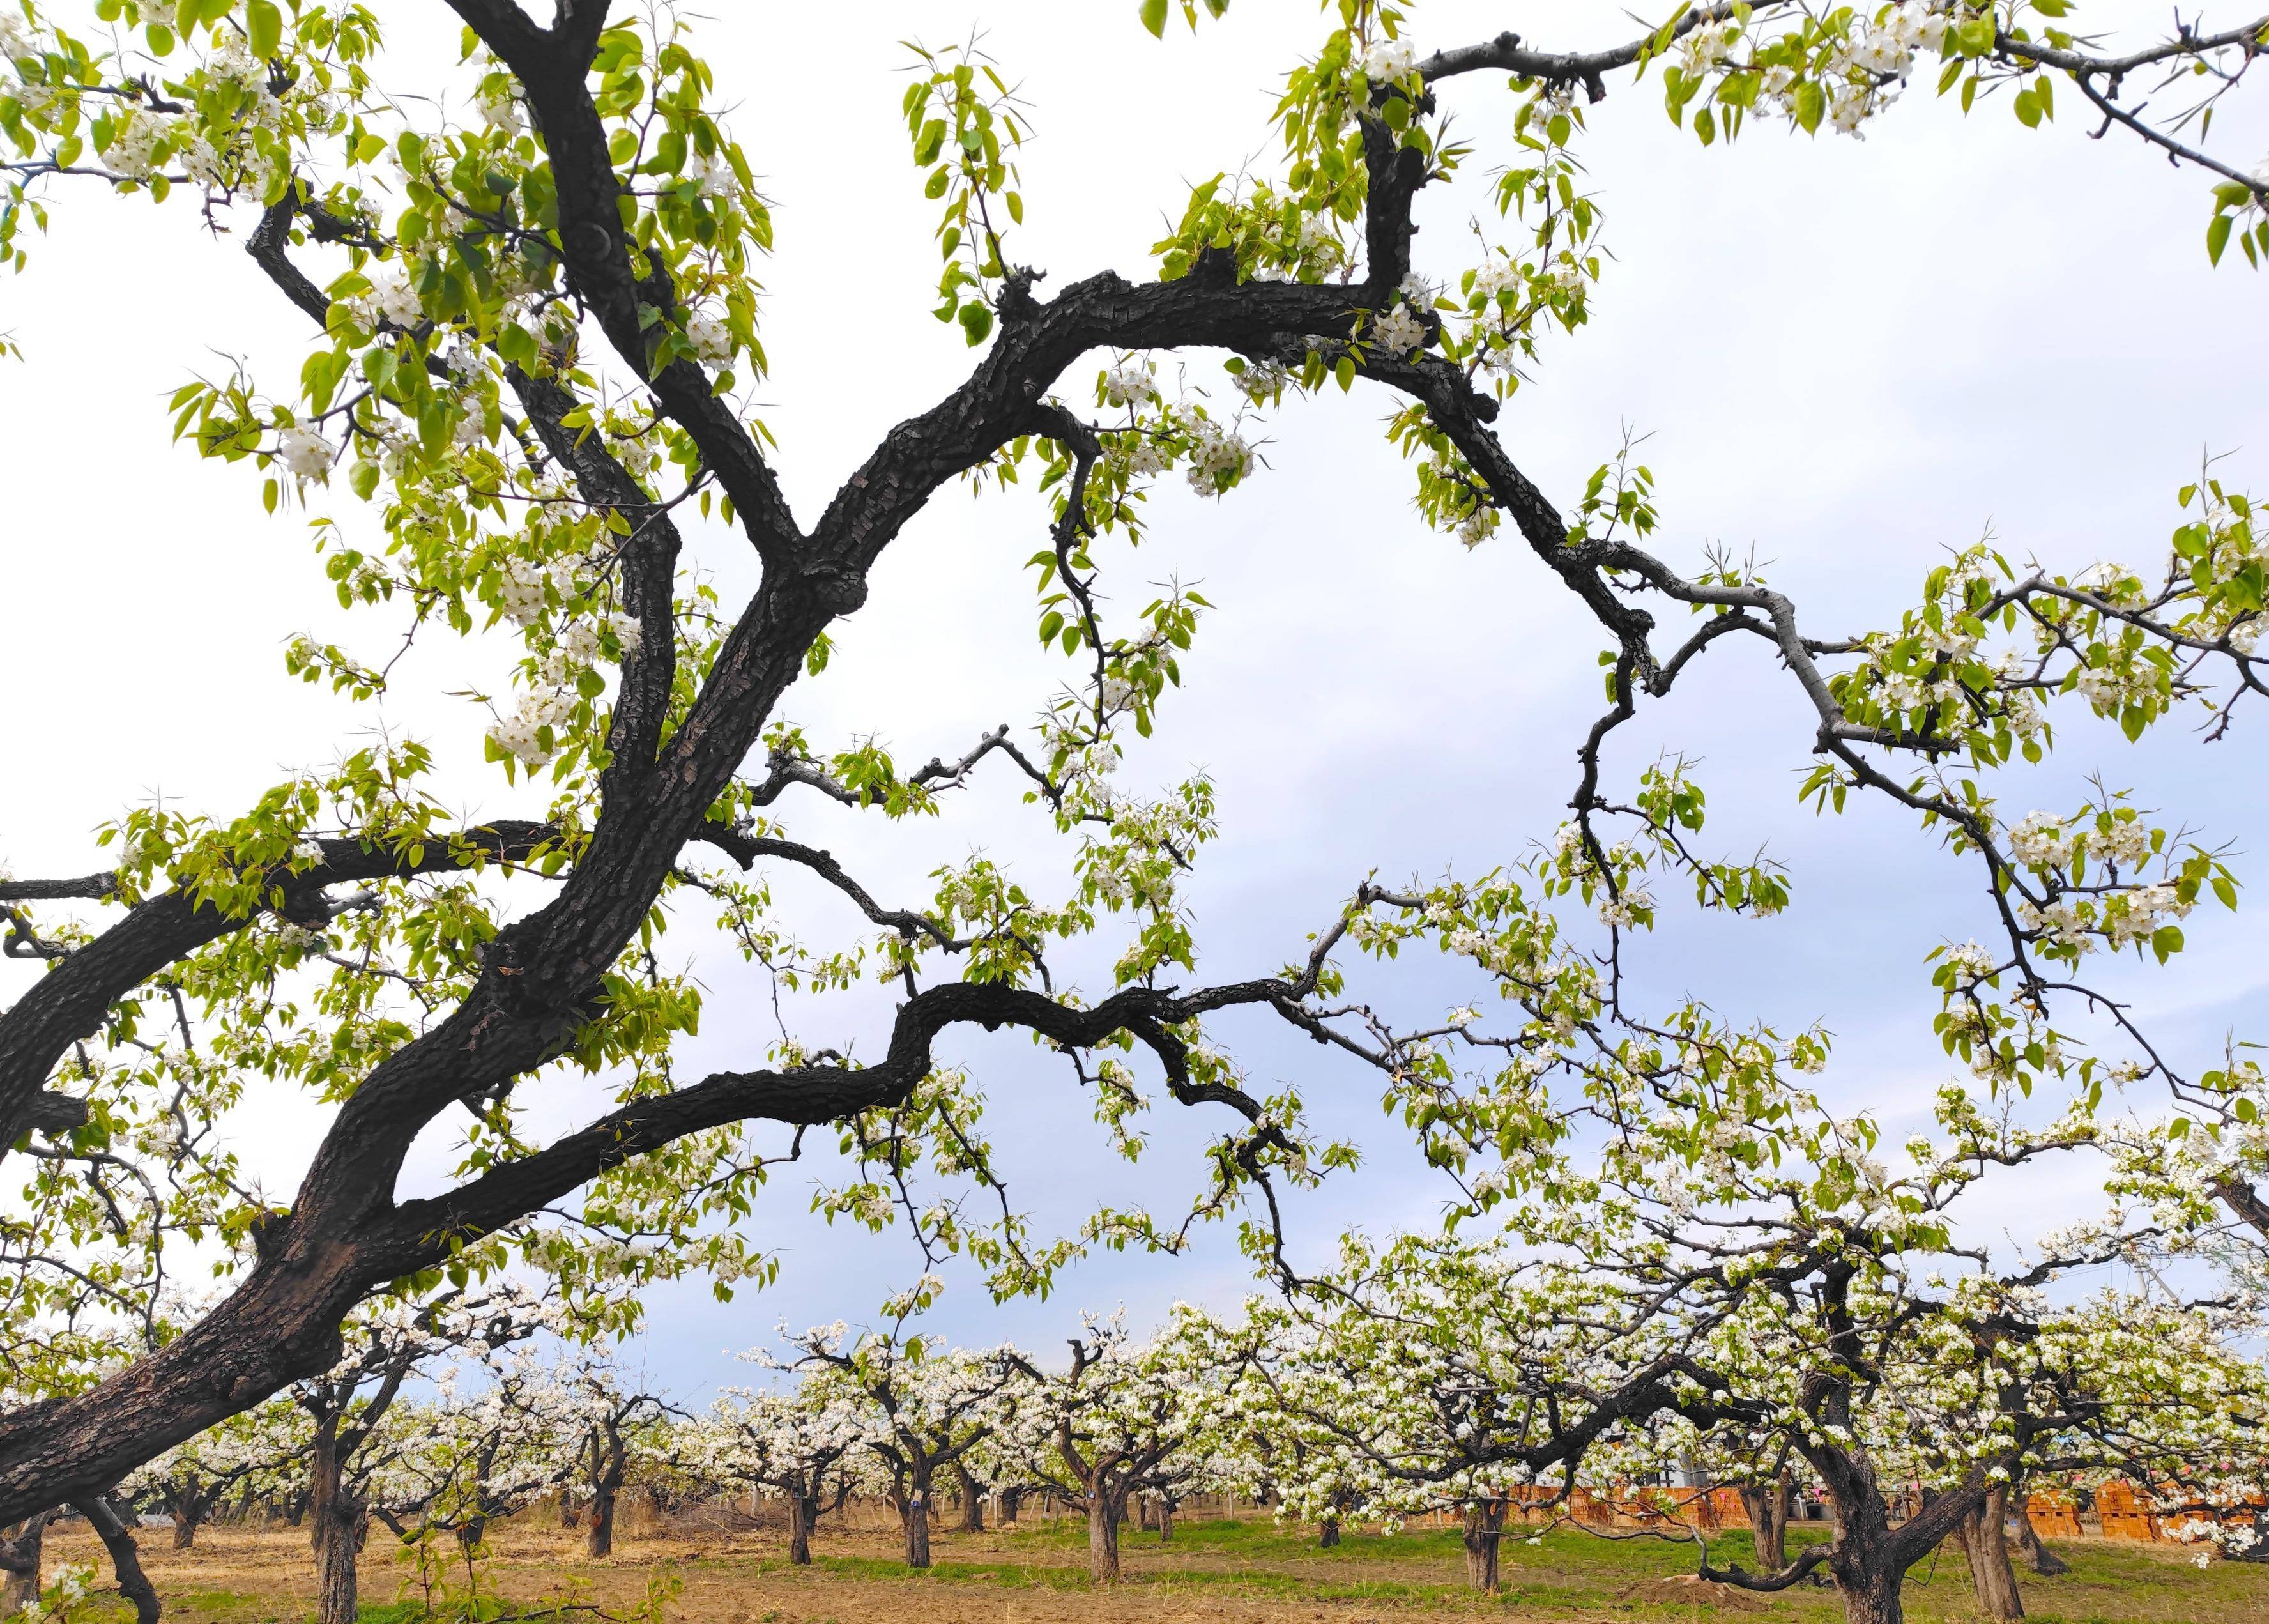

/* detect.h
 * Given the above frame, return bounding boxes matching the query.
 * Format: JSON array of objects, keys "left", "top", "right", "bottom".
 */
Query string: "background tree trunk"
[
  {"left": 1953, "top": 1483, "right": 2025, "bottom": 1620},
  {"left": 2010, "top": 1491, "right": 2069, "bottom": 1577},
  {"left": 1462, "top": 1499, "right": 1505, "bottom": 1592},
  {"left": 1158, "top": 1498, "right": 1174, "bottom": 1544},
  {"left": 165, "top": 1485, "right": 207, "bottom": 1551},
  {"left": 586, "top": 1478, "right": 618, "bottom": 1559},
  {"left": 1320, "top": 1514, "right": 1341, "bottom": 1549},
  {"left": 0, "top": 1512, "right": 51, "bottom": 1613},
  {"left": 76, "top": 1494, "right": 161, "bottom": 1624},
  {"left": 1740, "top": 1475, "right": 1792, "bottom": 1572},
  {"left": 952, "top": 1462, "right": 984, "bottom": 1534},
  {"left": 307, "top": 1429, "right": 367, "bottom": 1624}
]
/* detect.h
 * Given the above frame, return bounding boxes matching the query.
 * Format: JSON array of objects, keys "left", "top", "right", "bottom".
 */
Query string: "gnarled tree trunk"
[
  {"left": 0, "top": 1511, "right": 51, "bottom": 1614},
  {"left": 1953, "top": 1483, "right": 2024, "bottom": 1620},
  {"left": 586, "top": 1480, "right": 618, "bottom": 1559},
  {"left": 165, "top": 1482, "right": 210, "bottom": 1549},
  {"left": 998, "top": 1486, "right": 1021, "bottom": 1526},
  {"left": 77, "top": 1493, "right": 162, "bottom": 1624},
  {"left": 307, "top": 1426, "right": 367, "bottom": 1624},
  {"left": 952, "top": 1460, "right": 984, "bottom": 1534},
  {"left": 1739, "top": 1473, "right": 1793, "bottom": 1573},
  {"left": 903, "top": 1462, "right": 933, "bottom": 1570},
  {"left": 788, "top": 1486, "right": 816, "bottom": 1566},
  {"left": 2010, "top": 1488, "right": 2068, "bottom": 1577},
  {"left": 1462, "top": 1498, "right": 1506, "bottom": 1591},
  {"left": 1085, "top": 1482, "right": 1125, "bottom": 1584}
]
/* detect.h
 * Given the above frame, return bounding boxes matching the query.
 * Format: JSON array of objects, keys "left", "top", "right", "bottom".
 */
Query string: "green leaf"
[
  {"left": 2208, "top": 211, "right": 2233, "bottom": 266},
  {"left": 2151, "top": 924, "right": 2183, "bottom": 963},
  {"left": 1139, "top": 0, "right": 1169, "bottom": 38},
  {"left": 247, "top": 0, "right": 282, "bottom": 59},
  {"left": 1794, "top": 80, "right": 1824, "bottom": 134},
  {"left": 958, "top": 301, "right": 994, "bottom": 346}
]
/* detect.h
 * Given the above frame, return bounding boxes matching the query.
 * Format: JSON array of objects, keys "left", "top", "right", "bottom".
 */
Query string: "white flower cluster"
[
  {"left": 2007, "top": 810, "right": 2070, "bottom": 868},
  {"left": 342, "top": 265, "right": 425, "bottom": 331},
  {"left": 471, "top": 82, "right": 523, "bottom": 138},
  {"left": 694, "top": 149, "right": 738, "bottom": 202},
  {"left": 489, "top": 684, "right": 574, "bottom": 768},
  {"left": 1103, "top": 362, "right": 1157, "bottom": 408},
  {"left": 1370, "top": 301, "right": 1428, "bottom": 358},
  {"left": 498, "top": 553, "right": 605, "bottom": 627},
  {"left": 0, "top": 8, "right": 40, "bottom": 64},
  {"left": 276, "top": 420, "right": 333, "bottom": 479},
  {"left": 1180, "top": 412, "right": 1253, "bottom": 497},
  {"left": 538, "top": 611, "right": 643, "bottom": 686},
  {"left": 1246, "top": 210, "right": 1344, "bottom": 282},
  {"left": 686, "top": 307, "right": 733, "bottom": 363},
  {"left": 1361, "top": 37, "right": 1418, "bottom": 84}
]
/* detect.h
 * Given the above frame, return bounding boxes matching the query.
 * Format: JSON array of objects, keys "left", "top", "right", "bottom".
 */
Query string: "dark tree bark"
[
  {"left": 902, "top": 1460, "right": 933, "bottom": 1570},
  {"left": 1462, "top": 1498, "right": 1506, "bottom": 1591},
  {"left": 997, "top": 1486, "right": 1021, "bottom": 1526},
  {"left": 2009, "top": 1483, "right": 2069, "bottom": 1577},
  {"left": 75, "top": 1493, "right": 162, "bottom": 1624},
  {"left": 1085, "top": 1480, "right": 1125, "bottom": 1583},
  {"left": 584, "top": 1421, "right": 627, "bottom": 1560},
  {"left": 307, "top": 1422, "right": 369, "bottom": 1624},
  {"left": 162, "top": 1480, "right": 210, "bottom": 1549},
  {"left": 1952, "top": 1483, "right": 2025, "bottom": 1620},
  {"left": 952, "top": 1460, "right": 984, "bottom": 1534},
  {"left": 0, "top": 1511, "right": 50, "bottom": 1613},
  {"left": 787, "top": 1487, "right": 816, "bottom": 1566},
  {"left": 1319, "top": 1513, "right": 1340, "bottom": 1548},
  {"left": 1739, "top": 1473, "right": 1793, "bottom": 1573}
]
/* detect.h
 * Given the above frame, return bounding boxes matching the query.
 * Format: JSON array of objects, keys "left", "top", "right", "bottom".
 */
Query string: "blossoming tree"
[
  {"left": 762, "top": 1319, "right": 1020, "bottom": 1570},
  {"left": 1239, "top": 1082, "right": 2268, "bottom": 1624},
  {"left": 0, "top": 0, "right": 2265, "bottom": 1531}
]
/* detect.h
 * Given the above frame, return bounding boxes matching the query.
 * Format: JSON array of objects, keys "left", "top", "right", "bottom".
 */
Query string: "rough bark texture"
[
  {"left": 1462, "top": 1499, "right": 1506, "bottom": 1592},
  {"left": 952, "top": 1462, "right": 984, "bottom": 1534},
  {"left": 307, "top": 1429, "right": 367, "bottom": 1624},
  {"left": 1740, "top": 1476, "right": 1792, "bottom": 1573},
  {"left": 1320, "top": 1515, "right": 1341, "bottom": 1548},
  {"left": 902, "top": 1469, "right": 932, "bottom": 1570},
  {"left": 1086, "top": 1485, "right": 1124, "bottom": 1584},
  {"left": 997, "top": 1487, "right": 1021, "bottom": 1526},
  {"left": 586, "top": 1482, "right": 617, "bottom": 1560},
  {"left": 0, "top": 1512, "right": 49, "bottom": 1613},
  {"left": 1953, "top": 1483, "right": 2025, "bottom": 1620},
  {"left": 787, "top": 1490, "right": 815, "bottom": 1566}
]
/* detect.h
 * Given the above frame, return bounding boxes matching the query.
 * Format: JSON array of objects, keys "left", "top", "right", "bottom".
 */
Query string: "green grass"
[
  {"left": 698, "top": 1519, "right": 2266, "bottom": 1622},
  {"left": 48, "top": 1516, "right": 2269, "bottom": 1624}
]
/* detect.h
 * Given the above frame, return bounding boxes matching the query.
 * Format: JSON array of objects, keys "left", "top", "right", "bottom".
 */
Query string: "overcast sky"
[{"left": 3, "top": 0, "right": 2265, "bottom": 1401}]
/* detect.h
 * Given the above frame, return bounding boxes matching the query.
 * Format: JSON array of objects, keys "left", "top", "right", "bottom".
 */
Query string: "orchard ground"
[{"left": 40, "top": 1510, "right": 2269, "bottom": 1624}]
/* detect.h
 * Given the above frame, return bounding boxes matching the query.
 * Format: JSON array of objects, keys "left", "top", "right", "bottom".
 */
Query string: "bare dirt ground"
[{"left": 40, "top": 1508, "right": 2269, "bottom": 1624}]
